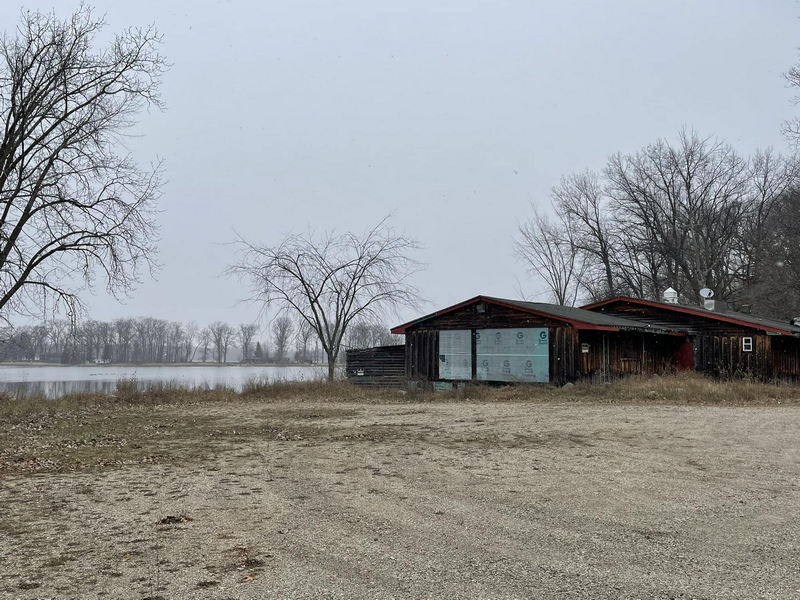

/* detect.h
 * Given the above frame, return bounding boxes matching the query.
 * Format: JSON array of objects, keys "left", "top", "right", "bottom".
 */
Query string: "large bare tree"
[
  {"left": 526, "top": 130, "right": 798, "bottom": 314},
  {"left": 232, "top": 219, "right": 420, "bottom": 381},
  {"left": 0, "top": 7, "right": 165, "bottom": 322},
  {"left": 606, "top": 131, "right": 749, "bottom": 300}
]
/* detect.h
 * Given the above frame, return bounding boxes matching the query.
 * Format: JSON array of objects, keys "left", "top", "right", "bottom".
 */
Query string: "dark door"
[{"left": 675, "top": 340, "right": 694, "bottom": 370}]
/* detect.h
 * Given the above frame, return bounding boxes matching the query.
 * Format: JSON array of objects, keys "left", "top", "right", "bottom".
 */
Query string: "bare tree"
[
  {"left": 529, "top": 129, "right": 799, "bottom": 315},
  {"left": 199, "top": 327, "right": 212, "bottom": 363},
  {"left": 271, "top": 315, "right": 294, "bottom": 362},
  {"left": 345, "top": 319, "right": 400, "bottom": 349},
  {"left": 552, "top": 171, "right": 617, "bottom": 298},
  {"left": 606, "top": 131, "right": 748, "bottom": 300},
  {"left": 232, "top": 219, "right": 420, "bottom": 381},
  {"left": 183, "top": 321, "right": 198, "bottom": 362},
  {"left": 294, "top": 320, "right": 314, "bottom": 362},
  {"left": 515, "top": 210, "right": 585, "bottom": 306},
  {"left": 785, "top": 57, "right": 800, "bottom": 146},
  {"left": 0, "top": 8, "right": 166, "bottom": 322},
  {"left": 208, "top": 321, "right": 233, "bottom": 363},
  {"left": 237, "top": 323, "right": 258, "bottom": 362}
]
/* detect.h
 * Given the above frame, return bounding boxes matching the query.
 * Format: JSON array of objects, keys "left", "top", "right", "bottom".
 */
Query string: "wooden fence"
[{"left": 345, "top": 344, "right": 406, "bottom": 388}]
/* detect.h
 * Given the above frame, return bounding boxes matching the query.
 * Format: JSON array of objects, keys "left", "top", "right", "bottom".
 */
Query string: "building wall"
[
  {"left": 578, "top": 331, "right": 683, "bottom": 381},
  {"left": 771, "top": 336, "right": 800, "bottom": 381},
  {"left": 589, "top": 302, "right": 797, "bottom": 380},
  {"left": 403, "top": 302, "right": 578, "bottom": 384},
  {"left": 403, "top": 302, "right": 678, "bottom": 385},
  {"left": 346, "top": 345, "right": 405, "bottom": 387}
]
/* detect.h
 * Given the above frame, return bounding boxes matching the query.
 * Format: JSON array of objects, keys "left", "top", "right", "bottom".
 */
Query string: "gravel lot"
[{"left": 2, "top": 396, "right": 800, "bottom": 599}]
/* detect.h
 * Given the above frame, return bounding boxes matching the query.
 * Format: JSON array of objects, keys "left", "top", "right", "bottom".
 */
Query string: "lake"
[{"left": 0, "top": 364, "right": 328, "bottom": 398}]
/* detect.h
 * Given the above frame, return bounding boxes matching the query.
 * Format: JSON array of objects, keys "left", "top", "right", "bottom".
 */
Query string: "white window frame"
[{"left": 742, "top": 337, "right": 753, "bottom": 352}]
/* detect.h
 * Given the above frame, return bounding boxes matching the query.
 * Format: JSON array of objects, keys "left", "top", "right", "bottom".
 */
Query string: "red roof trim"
[
  {"left": 390, "top": 295, "right": 621, "bottom": 334},
  {"left": 581, "top": 296, "right": 794, "bottom": 336}
]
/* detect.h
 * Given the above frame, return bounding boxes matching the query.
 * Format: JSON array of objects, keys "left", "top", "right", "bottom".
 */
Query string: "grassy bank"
[
  {"left": 3, "top": 372, "right": 800, "bottom": 418},
  {"left": 1, "top": 373, "right": 799, "bottom": 477}
]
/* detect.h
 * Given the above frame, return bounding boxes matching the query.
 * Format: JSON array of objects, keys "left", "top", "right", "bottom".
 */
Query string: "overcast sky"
[{"left": 3, "top": 0, "right": 799, "bottom": 327}]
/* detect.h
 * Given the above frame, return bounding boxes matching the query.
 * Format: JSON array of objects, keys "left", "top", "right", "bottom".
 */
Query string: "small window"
[{"left": 742, "top": 337, "right": 753, "bottom": 352}]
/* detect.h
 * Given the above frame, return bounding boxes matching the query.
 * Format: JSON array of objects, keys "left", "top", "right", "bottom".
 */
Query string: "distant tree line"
[
  {"left": 0, "top": 315, "right": 400, "bottom": 364},
  {"left": 516, "top": 130, "right": 800, "bottom": 319}
]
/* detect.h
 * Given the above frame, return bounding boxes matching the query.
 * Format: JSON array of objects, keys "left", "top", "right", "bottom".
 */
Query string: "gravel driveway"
[{"left": 1, "top": 398, "right": 799, "bottom": 599}]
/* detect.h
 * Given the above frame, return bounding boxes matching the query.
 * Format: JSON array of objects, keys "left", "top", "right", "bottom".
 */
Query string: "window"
[{"left": 742, "top": 337, "right": 753, "bottom": 352}]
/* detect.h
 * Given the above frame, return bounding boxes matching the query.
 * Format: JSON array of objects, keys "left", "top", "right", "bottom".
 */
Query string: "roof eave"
[{"left": 581, "top": 296, "right": 796, "bottom": 336}]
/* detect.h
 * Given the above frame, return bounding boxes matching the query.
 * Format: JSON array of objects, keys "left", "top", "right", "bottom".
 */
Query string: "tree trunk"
[{"left": 327, "top": 357, "right": 336, "bottom": 382}]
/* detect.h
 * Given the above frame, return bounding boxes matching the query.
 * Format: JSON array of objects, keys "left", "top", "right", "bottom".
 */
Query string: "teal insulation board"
[{"left": 476, "top": 328, "right": 549, "bottom": 382}]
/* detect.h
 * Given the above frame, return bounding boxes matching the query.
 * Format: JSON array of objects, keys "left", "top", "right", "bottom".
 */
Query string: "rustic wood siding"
[
  {"left": 694, "top": 334, "right": 768, "bottom": 378},
  {"left": 578, "top": 331, "right": 681, "bottom": 380},
  {"left": 345, "top": 345, "right": 405, "bottom": 388},
  {"left": 412, "top": 302, "right": 569, "bottom": 330},
  {"left": 589, "top": 301, "right": 800, "bottom": 380},
  {"left": 550, "top": 326, "right": 579, "bottom": 384},
  {"left": 771, "top": 336, "right": 800, "bottom": 381},
  {"left": 404, "top": 303, "right": 590, "bottom": 384},
  {"left": 405, "top": 330, "right": 439, "bottom": 381}
]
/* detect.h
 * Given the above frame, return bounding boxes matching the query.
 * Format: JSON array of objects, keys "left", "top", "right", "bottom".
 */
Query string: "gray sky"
[{"left": 3, "top": 0, "right": 799, "bottom": 327}]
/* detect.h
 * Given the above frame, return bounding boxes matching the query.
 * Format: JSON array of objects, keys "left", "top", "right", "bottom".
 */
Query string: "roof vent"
[{"left": 662, "top": 287, "right": 678, "bottom": 304}]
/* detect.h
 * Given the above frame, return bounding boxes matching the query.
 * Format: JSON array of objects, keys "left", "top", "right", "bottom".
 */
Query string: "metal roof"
[
  {"left": 391, "top": 295, "right": 680, "bottom": 335},
  {"left": 581, "top": 296, "right": 800, "bottom": 336}
]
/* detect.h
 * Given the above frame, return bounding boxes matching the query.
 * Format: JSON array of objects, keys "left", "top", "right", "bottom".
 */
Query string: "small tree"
[
  {"left": 208, "top": 321, "right": 233, "bottom": 363},
  {"left": 294, "top": 320, "right": 314, "bottom": 362},
  {"left": 232, "top": 219, "right": 420, "bottom": 381},
  {"left": 254, "top": 341, "right": 264, "bottom": 361},
  {"left": 272, "top": 315, "right": 293, "bottom": 362},
  {"left": 238, "top": 323, "right": 258, "bottom": 361}
]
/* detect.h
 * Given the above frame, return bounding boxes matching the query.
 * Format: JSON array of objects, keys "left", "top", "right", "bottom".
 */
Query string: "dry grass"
[
  {"left": 1, "top": 373, "right": 797, "bottom": 477},
  {"left": 431, "top": 372, "right": 800, "bottom": 404},
  {"left": 2, "top": 372, "right": 799, "bottom": 422}
]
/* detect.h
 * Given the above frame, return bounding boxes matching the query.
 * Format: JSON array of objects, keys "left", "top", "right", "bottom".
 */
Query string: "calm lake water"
[{"left": 0, "top": 364, "right": 328, "bottom": 398}]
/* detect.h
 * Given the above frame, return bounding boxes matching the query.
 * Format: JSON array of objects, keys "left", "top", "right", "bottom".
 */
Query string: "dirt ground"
[{"left": 2, "top": 395, "right": 800, "bottom": 599}]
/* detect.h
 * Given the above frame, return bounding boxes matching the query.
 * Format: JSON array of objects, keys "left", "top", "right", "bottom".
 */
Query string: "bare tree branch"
[
  {"left": 230, "top": 218, "right": 421, "bottom": 381},
  {"left": 0, "top": 7, "right": 165, "bottom": 321}
]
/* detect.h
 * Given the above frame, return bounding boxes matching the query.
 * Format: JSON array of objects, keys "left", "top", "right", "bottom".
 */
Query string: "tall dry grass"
[{"left": 1, "top": 373, "right": 799, "bottom": 422}]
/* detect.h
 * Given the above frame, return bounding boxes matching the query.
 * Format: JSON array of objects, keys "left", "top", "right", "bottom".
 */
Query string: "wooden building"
[
  {"left": 345, "top": 344, "right": 405, "bottom": 388},
  {"left": 387, "top": 296, "right": 684, "bottom": 387},
  {"left": 582, "top": 296, "right": 800, "bottom": 381}
]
